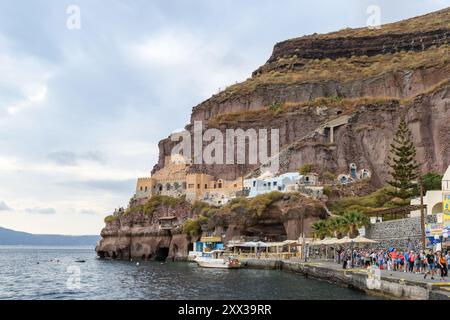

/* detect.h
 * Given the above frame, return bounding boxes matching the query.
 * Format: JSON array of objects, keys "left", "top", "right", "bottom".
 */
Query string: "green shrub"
[
  {"left": 183, "top": 219, "right": 201, "bottom": 236},
  {"left": 299, "top": 163, "right": 317, "bottom": 175},
  {"left": 323, "top": 186, "right": 332, "bottom": 197},
  {"left": 328, "top": 187, "right": 396, "bottom": 215},
  {"left": 323, "top": 171, "right": 337, "bottom": 181},
  {"left": 143, "top": 195, "right": 185, "bottom": 217},
  {"left": 183, "top": 216, "right": 209, "bottom": 236},
  {"left": 104, "top": 215, "right": 119, "bottom": 223},
  {"left": 268, "top": 102, "right": 282, "bottom": 111},
  {"left": 249, "top": 191, "right": 285, "bottom": 216}
]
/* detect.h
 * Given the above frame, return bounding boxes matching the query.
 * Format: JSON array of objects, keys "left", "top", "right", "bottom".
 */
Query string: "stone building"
[
  {"left": 133, "top": 155, "right": 243, "bottom": 205},
  {"left": 185, "top": 173, "right": 243, "bottom": 205}
]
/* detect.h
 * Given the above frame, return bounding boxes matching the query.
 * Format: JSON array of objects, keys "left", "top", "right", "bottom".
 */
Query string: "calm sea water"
[{"left": 0, "top": 246, "right": 377, "bottom": 300}]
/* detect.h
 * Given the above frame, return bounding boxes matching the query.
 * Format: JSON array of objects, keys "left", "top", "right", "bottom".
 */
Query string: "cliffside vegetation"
[
  {"left": 387, "top": 119, "right": 420, "bottom": 200},
  {"left": 327, "top": 187, "right": 407, "bottom": 215},
  {"left": 221, "top": 44, "right": 450, "bottom": 96},
  {"left": 301, "top": 8, "right": 449, "bottom": 39},
  {"left": 209, "top": 96, "right": 398, "bottom": 126},
  {"left": 312, "top": 210, "right": 369, "bottom": 239}
]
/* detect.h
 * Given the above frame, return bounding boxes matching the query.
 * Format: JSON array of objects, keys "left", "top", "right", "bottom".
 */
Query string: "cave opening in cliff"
[
  {"left": 154, "top": 247, "right": 169, "bottom": 261},
  {"left": 244, "top": 223, "right": 287, "bottom": 242}
]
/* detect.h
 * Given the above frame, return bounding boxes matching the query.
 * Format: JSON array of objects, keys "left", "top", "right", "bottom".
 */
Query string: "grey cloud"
[
  {"left": 0, "top": 201, "right": 12, "bottom": 211},
  {"left": 25, "top": 207, "right": 57, "bottom": 215},
  {"left": 79, "top": 209, "right": 99, "bottom": 216},
  {"left": 61, "top": 179, "right": 135, "bottom": 194},
  {"left": 47, "top": 150, "right": 106, "bottom": 166}
]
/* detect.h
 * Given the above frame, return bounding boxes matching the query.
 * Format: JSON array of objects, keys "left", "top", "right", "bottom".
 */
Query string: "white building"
[
  {"left": 244, "top": 172, "right": 301, "bottom": 198},
  {"left": 410, "top": 165, "right": 450, "bottom": 217}
]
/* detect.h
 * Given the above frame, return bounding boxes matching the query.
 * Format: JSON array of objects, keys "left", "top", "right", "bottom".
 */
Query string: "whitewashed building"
[
  {"left": 410, "top": 165, "right": 450, "bottom": 217},
  {"left": 244, "top": 172, "right": 301, "bottom": 198}
]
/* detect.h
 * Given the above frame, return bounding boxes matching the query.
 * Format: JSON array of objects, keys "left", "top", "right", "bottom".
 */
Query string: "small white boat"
[{"left": 194, "top": 250, "right": 241, "bottom": 269}]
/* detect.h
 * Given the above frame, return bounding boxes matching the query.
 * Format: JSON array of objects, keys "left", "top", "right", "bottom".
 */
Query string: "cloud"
[
  {"left": 47, "top": 150, "right": 106, "bottom": 166},
  {"left": 0, "top": 201, "right": 12, "bottom": 211},
  {"left": 0, "top": 34, "right": 52, "bottom": 117},
  {"left": 79, "top": 209, "right": 100, "bottom": 216},
  {"left": 61, "top": 179, "right": 136, "bottom": 194},
  {"left": 25, "top": 207, "right": 57, "bottom": 215}
]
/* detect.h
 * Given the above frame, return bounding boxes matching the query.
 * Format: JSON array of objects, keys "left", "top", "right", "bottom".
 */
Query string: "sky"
[{"left": 0, "top": 0, "right": 449, "bottom": 235}]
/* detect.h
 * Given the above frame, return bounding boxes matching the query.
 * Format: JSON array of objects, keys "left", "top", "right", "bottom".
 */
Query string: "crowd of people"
[{"left": 337, "top": 247, "right": 449, "bottom": 281}]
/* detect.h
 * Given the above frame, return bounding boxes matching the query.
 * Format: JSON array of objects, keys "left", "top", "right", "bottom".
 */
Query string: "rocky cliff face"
[
  {"left": 96, "top": 194, "right": 327, "bottom": 260},
  {"left": 96, "top": 201, "right": 195, "bottom": 261},
  {"left": 98, "top": 8, "right": 450, "bottom": 260},
  {"left": 152, "top": 8, "right": 450, "bottom": 182}
]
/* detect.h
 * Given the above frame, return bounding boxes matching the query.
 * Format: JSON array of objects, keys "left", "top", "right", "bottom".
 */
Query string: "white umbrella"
[
  {"left": 351, "top": 236, "right": 378, "bottom": 244},
  {"left": 334, "top": 236, "right": 352, "bottom": 244}
]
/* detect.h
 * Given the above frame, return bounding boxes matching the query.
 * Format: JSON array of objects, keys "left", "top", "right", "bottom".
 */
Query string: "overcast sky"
[{"left": 0, "top": 0, "right": 448, "bottom": 235}]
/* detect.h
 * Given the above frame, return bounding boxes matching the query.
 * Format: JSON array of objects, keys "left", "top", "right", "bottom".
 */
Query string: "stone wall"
[{"left": 366, "top": 216, "right": 437, "bottom": 251}]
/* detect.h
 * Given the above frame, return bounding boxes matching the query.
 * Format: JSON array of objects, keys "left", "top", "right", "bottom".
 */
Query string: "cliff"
[
  {"left": 152, "top": 8, "right": 449, "bottom": 181},
  {"left": 97, "top": 8, "right": 450, "bottom": 260},
  {"left": 96, "top": 193, "right": 327, "bottom": 260}
]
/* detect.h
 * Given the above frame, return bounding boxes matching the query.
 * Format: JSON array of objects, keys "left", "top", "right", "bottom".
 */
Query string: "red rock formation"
[{"left": 152, "top": 8, "right": 450, "bottom": 183}]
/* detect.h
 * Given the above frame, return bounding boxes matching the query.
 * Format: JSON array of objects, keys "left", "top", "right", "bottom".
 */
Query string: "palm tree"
[
  {"left": 342, "top": 210, "right": 369, "bottom": 238},
  {"left": 328, "top": 216, "right": 348, "bottom": 239},
  {"left": 311, "top": 220, "right": 331, "bottom": 240}
]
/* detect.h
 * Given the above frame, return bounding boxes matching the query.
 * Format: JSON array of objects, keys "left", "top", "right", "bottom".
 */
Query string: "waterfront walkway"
[
  {"left": 299, "top": 259, "right": 450, "bottom": 285},
  {"left": 242, "top": 257, "right": 450, "bottom": 299}
]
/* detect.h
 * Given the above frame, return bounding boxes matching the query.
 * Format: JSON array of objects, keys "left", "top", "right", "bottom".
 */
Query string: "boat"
[{"left": 194, "top": 250, "right": 241, "bottom": 269}]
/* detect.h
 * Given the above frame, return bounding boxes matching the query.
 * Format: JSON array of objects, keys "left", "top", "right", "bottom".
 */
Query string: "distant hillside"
[{"left": 0, "top": 227, "right": 100, "bottom": 246}]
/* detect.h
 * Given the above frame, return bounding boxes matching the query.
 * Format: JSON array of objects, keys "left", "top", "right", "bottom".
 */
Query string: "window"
[
  {"left": 218, "top": 183, "right": 222, "bottom": 188},
  {"left": 140, "top": 186, "right": 143, "bottom": 191},
  {"left": 273, "top": 182, "right": 277, "bottom": 186},
  {"left": 214, "top": 184, "right": 216, "bottom": 189},
  {"left": 268, "top": 182, "right": 271, "bottom": 187},
  {"left": 188, "top": 184, "right": 195, "bottom": 189},
  {"left": 253, "top": 181, "right": 256, "bottom": 187},
  {"left": 197, "top": 184, "right": 201, "bottom": 189},
  {"left": 205, "top": 184, "right": 208, "bottom": 189},
  {"left": 145, "top": 186, "right": 148, "bottom": 192},
  {"left": 234, "top": 184, "right": 237, "bottom": 188}
]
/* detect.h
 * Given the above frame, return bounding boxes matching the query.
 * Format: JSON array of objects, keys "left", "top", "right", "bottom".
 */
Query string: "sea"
[{"left": 0, "top": 246, "right": 378, "bottom": 300}]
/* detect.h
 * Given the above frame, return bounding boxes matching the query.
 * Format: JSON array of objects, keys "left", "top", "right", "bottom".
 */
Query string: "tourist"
[
  {"left": 404, "top": 251, "right": 409, "bottom": 273},
  {"left": 408, "top": 251, "right": 415, "bottom": 273},
  {"left": 391, "top": 249, "right": 398, "bottom": 271},
  {"left": 424, "top": 249, "right": 436, "bottom": 280},
  {"left": 437, "top": 252, "right": 447, "bottom": 280},
  {"left": 342, "top": 250, "right": 348, "bottom": 269},
  {"left": 386, "top": 252, "right": 392, "bottom": 271},
  {"left": 420, "top": 250, "right": 427, "bottom": 274},
  {"left": 414, "top": 252, "right": 421, "bottom": 274},
  {"left": 398, "top": 252, "right": 404, "bottom": 272}
]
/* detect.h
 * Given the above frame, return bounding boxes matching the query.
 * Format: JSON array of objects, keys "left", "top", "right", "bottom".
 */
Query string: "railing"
[{"left": 232, "top": 252, "right": 300, "bottom": 260}]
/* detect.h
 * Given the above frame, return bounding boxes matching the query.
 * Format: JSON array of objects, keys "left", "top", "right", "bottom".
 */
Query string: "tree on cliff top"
[{"left": 387, "top": 119, "right": 420, "bottom": 200}]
